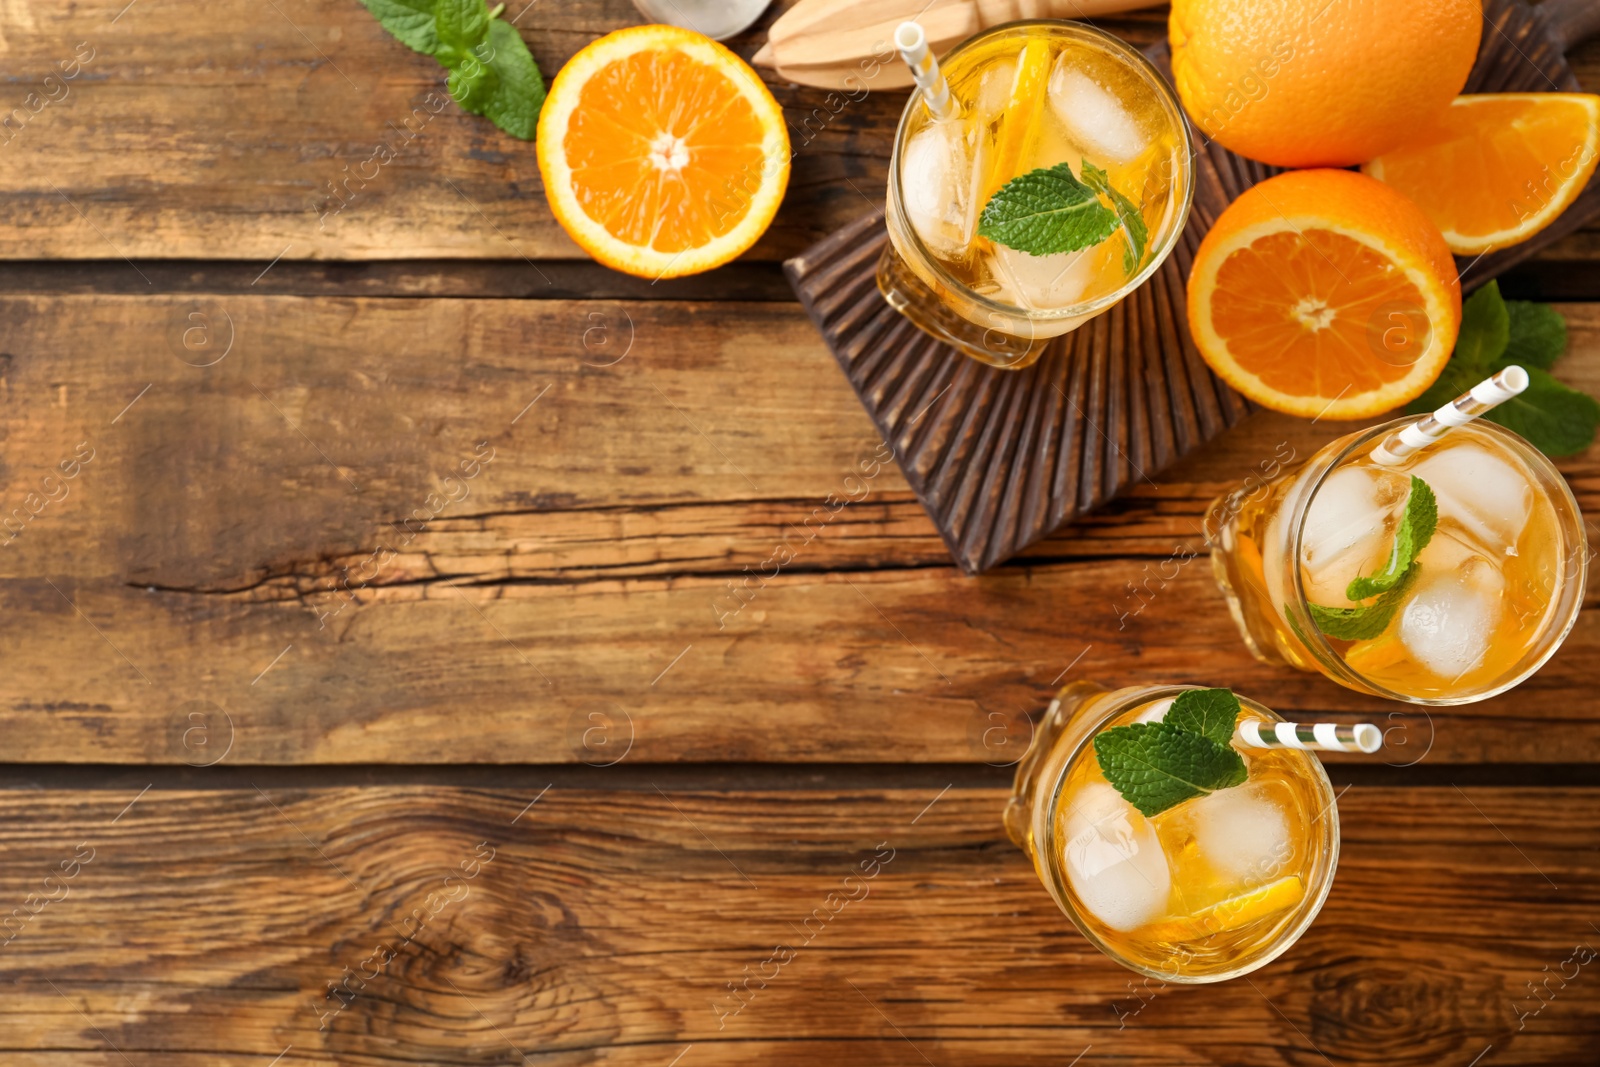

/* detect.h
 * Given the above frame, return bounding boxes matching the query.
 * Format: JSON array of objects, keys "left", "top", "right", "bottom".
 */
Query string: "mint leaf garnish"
[
  {"left": 1308, "top": 563, "right": 1420, "bottom": 641},
  {"left": 360, "top": 0, "right": 544, "bottom": 140},
  {"left": 1307, "top": 475, "right": 1434, "bottom": 640},
  {"left": 1095, "top": 687, "right": 1249, "bottom": 817},
  {"left": 1504, "top": 300, "right": 1567, "bottom": 370},
  {"left": 1165, "top": 688, "right": 1240, "bottom": 747},
  {"left": 977, "top": 162, "right": 1119, "bottom": 257},
  {"left": 1094, "top": 723, "right": 1247, "bottom": 819},
  {"left": 1080, "top": 161, "right": 1148, "bottom": 274},
  {"left": 1344, "top": 476, "right": 1436, "bottom": 601},
  {"left": 1405, "top": 281, "right": 1596, "bottom": 457},
  {"left": 361, "top": 0, "right": 440, "bottom": 53}
]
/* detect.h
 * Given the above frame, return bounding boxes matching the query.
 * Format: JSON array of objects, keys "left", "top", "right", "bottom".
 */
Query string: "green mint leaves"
[
  {"left": 1503, "top": 300, "right": 1568, "bottom": 369},
  {"left": 363, "top": 0, "right": 440, "bottom": 52},
  {"left": 1307, "top": 476, "right": 1436, "bottom": 641},
  {"left": 1094, "top": 726, "right": 1248, "bottom": 818},
  {"left": 360, "top": 0, "right": 545, "bottom": 140},
  {"left": 1081, "top": 161, "right": 1148, "bottom": 274},
  {"left": 1164, "top": 686, "right": 1241, "bottom": 746},
  {"left": 1405, "top": 281, "right": 1597, "bottom": 457},
  {"left": 1093, "top": 688, "right": 1247, "bottom": 818},
  {"left": 977, "top": 161, "right": 1147, "bottom": 267},
  {"left": 977, "top": 163, "right": 1115, "bottom": 255},
  {"left": 458, "top": 18, "right": 545, "bottom": 138},
  {"left": 1344, "top": 477, "right": 1437, "bottom": 601},
  {"left": 1305, "top": 565, "right": 1420, "bottom": 642}
]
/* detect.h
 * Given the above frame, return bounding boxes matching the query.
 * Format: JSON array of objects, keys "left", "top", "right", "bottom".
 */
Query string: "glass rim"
[
  {"left": 886, "top": 18, "right": 1196, "bottom": 323},
  {"left": 1285, "top": 417, "right": 1590, "bottom": 705},
  {"left": 1039, "top": 684, "right": 1340, "bottom": 984}
]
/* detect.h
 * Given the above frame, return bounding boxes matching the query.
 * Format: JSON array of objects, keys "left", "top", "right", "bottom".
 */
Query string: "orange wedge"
[
  {"left": 1187, "top": 169, "right": 1462, "bottom": 420},
  {"left": 980, "top": 37, "right": 1051, "bottom": 205},
  {"left": 1142, "top": 876, "right": 1304, "bottom": 943},
  {"left": 536, "top": 25, "right": 790, "bottom": 278},
  {"left": 1364, "top": 94, "right": 1600, "bottom": 255}
]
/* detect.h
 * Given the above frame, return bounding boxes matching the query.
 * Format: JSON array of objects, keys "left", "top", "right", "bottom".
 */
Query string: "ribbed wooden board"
[{"left": 785, "top": 0, "right": 1600, "bottom": 574}]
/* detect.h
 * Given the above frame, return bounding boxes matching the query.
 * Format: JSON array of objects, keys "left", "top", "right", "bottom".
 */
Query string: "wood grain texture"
[
  {"left": 0, "top": 294, "right": 1594, "bottom": 764},
  {"left": 0, "top": 784, "right": 1593, "bottom": 1065},
  {"left": 0, "top": 0, "right": 1593, "bottom": 262}
]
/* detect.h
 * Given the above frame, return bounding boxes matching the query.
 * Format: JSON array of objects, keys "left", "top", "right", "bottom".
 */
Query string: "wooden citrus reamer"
[{"left": 753, "top": 0, "right": 1159, "bottom": 90}]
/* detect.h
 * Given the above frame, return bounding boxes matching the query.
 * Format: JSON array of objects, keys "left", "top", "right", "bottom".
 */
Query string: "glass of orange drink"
[
  {"left": 1005, "top": 682, "right": 1341, "bottom": 982},
  {"left": 1207, "top": 417, "right": 1587, "bottom": 703},
  {"left": 879, "top": 20, "right": 1193, "bottom": 369}
]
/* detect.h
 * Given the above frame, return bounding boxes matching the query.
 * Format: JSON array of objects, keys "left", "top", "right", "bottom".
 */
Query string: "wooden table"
[{"left": 1, "top": 2, "right": 1596, "bottom": 1064}]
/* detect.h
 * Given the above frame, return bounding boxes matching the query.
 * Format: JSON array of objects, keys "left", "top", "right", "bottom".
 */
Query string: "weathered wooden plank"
[
  {"left": 12, "top": 556, "right": 1597, "bottom": 765},
  {"left": 0, "top": 294, "right": 1594, "bottom": 764},
  {"left": 0, "top": 785, "right": 1593, "bottom": 1064},
  {"left": 0, "top": 1, "right": 1596, "bottom": 262},
  {"left": 0, "top": 259, "right": 799, "bottom": 301},
  {"left": 0, "top": 0, "right": 901, "bottom": 261},
  {"left": 1, "top": 293, "right": 1594, "bottom": 571}
]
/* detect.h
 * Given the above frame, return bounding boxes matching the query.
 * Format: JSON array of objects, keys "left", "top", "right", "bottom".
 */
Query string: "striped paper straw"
[
  {"left": 1235, "top": 720, "right": 1382, "bottom": 754},
  {"left": 1370, "top": 365, "right": 1529, "bottom": 465},
  {"left": 894, "top": 22, "right": 956, "bottom": 121}
]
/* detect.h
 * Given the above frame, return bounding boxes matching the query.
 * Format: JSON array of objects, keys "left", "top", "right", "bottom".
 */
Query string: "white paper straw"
[
  {"left": 1235, "top": 720, "right": 1382, "bottom": 754},
  {"left": 894, "top": 22, "right": 956, "bottom": 121},
  {"left": 1371, "top": 365, "right": 1529, "bottom": 465}
]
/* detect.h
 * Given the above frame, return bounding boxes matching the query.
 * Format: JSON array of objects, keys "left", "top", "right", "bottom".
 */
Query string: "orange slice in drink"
[
  {"left": 1187, "top": 169, "right": 1462, "bottom": 420},
  {"left": 1364, "top": 94, "right": 1600, "bottom": 255},
  {"left": 980, "top": 37, "right": 1051, "bottom": 205},
  {"left": 1343, "top": 632, "right": 1410, "bottom": 674},
  {"left": 1142, "top": 875, "right": 1304, "bottom": 943},
  {"left": 536, "top": 25, "right": 790, "bottom": 279}
]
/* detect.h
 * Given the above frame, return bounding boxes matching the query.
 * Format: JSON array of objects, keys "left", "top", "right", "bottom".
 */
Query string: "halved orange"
[
  {"left": 1364, "top": 94, "right": 1600, "bottom": 255},
  {"left": 537, "top": 26, "right": 790, "bottom": 278},
  {"left": 1187, "top": 169, "right": 1462, "bottom": 420}
]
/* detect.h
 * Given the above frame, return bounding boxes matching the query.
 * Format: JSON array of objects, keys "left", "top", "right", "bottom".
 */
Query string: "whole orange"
[{"left": 1169, "top": 0, "right": 1482, "bottom": 168}]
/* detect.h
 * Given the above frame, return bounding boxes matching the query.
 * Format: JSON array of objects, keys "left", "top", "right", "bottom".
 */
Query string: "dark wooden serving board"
[{"left": 784, "top": 0, "right": 1600, "bottom": 574}]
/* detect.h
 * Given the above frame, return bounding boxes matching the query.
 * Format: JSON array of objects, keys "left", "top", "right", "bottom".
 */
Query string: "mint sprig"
[
  {"left": 1306, "top": 475, "right": 1435, "bottom": 641},
  {"left": 1081, "top": 161, "right": 1148, "bottom": 273},
  {"left": 1306, "top": 564, "right": 1420, "bottom": 642},
  {"left": 1165, "top": 687, "right": 1241, "bottom": 746},
  {"left": 977, "top": 161, "right": 1144, "bottom": 262},
  {"left": 360, "top": 0, "right": 545, "bottom": 140},
  {"left": 1094, "top": 688, "right": 1246, "bottom": 817},
  {"left": 1406, "top": 281, "right": 1597, "bottom": 457},
  {"left": 1344, "top": 477, "right": 1436, "bottom": 600}
]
